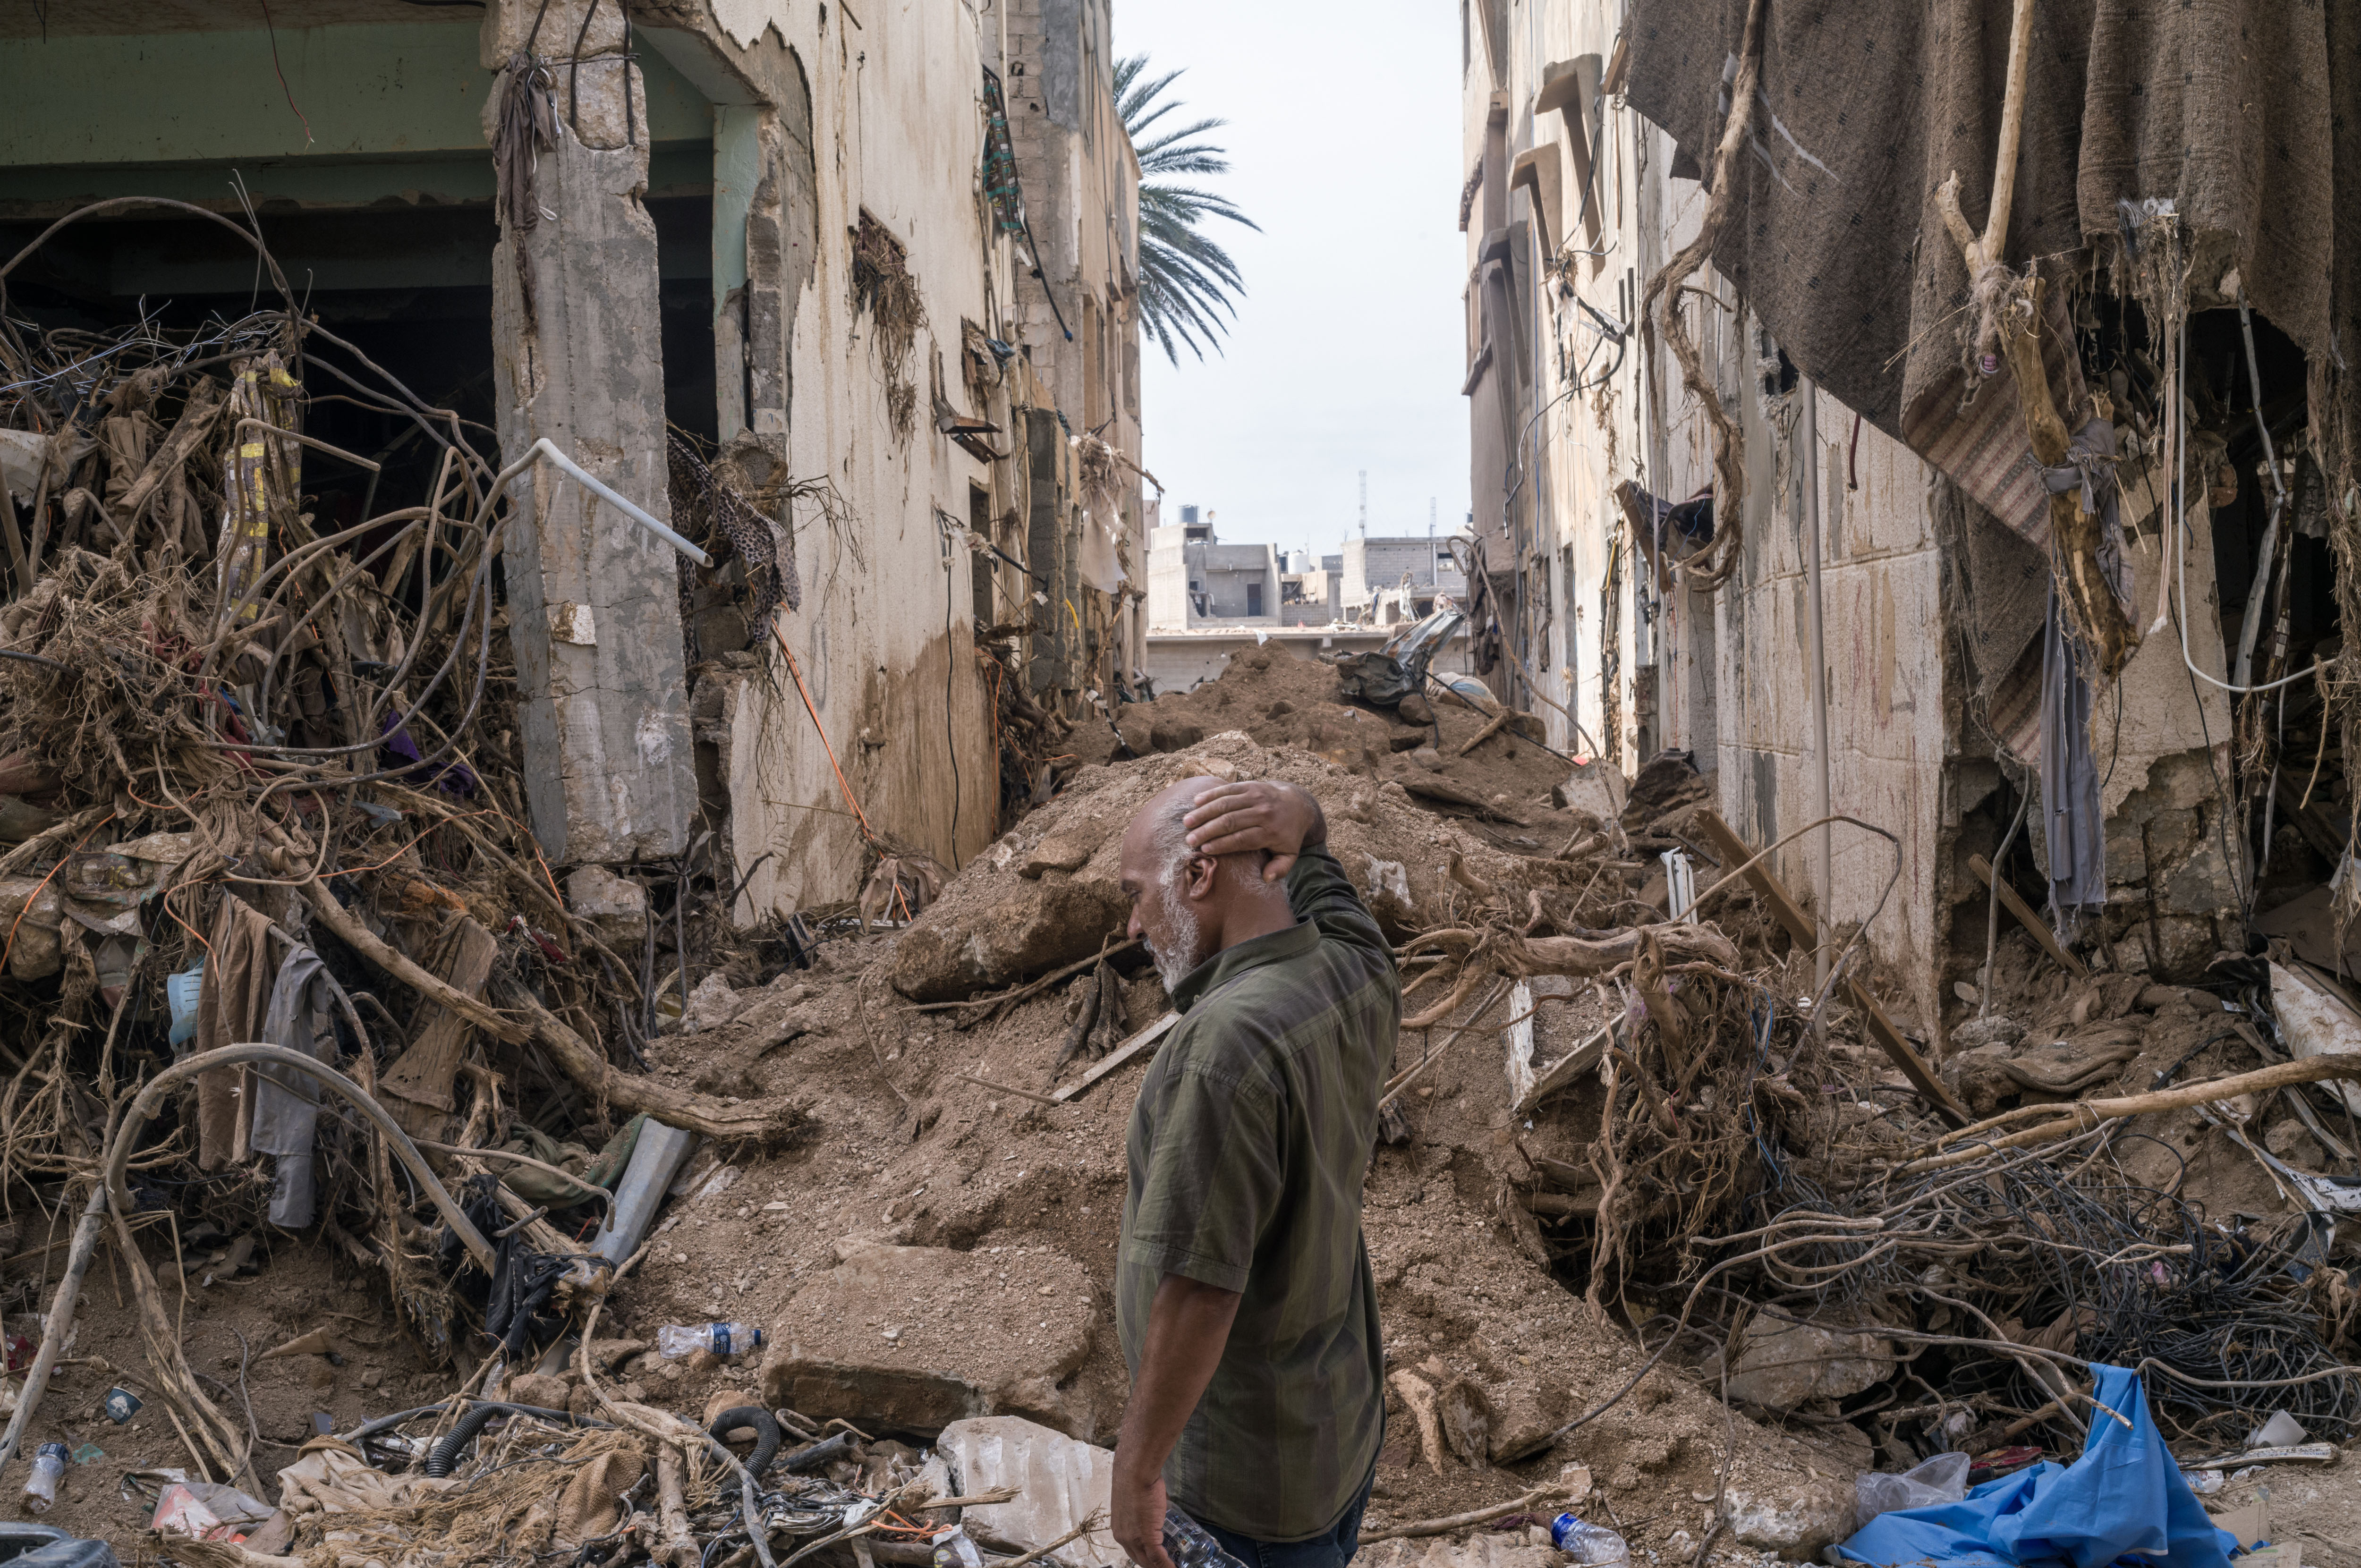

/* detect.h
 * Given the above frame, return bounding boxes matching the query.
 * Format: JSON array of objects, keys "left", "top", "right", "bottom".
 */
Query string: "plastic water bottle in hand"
[
  {"left": 1549, "top": 1514, "right": 1630, "bottom": 1566},
  {"left": 1162, "top": 1504, "right": 1249, "bottom": 1568},
  {"left": 655, "top": 1322, "right": 766, "bottom": 1358}
]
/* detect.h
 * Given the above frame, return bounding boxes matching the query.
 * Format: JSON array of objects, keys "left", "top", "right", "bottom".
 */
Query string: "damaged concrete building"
[
  {"left": 1464, "top": 0, "right": 2359, "bottom": 1033},
  {"left": 1, "top": 0, "right": 1142, "bottom": 918}
]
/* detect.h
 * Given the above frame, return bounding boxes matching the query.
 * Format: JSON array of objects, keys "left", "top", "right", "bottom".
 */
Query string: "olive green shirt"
[{"left": 1117, "top": 847, "right": 1396, "bottom": 1543}]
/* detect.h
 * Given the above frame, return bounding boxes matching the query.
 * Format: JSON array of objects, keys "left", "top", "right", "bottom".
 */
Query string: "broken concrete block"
[
  {"left": 892, "top": 860, "right": 1129, "bottom": 1002},
  {"left": 1486, "top": 1381, "right": 1570, "bottom": 1464},
  {"left": 2163, "top": 829, "right": 2238, "bottom": 915},
  {"left": 714, "top": 991, "right": 823, "bottom": 1052},
  {"left": 683, "top": 973, "right": 747, "bottom": 1034},
  {"left": 2151, "top": 915, "right": 2221, "bottom": 979},
  {"left": 1019, "top": 823, "right": 1104, "bottom": 880},
  {"left": 1724, "top": 1469, "right": 1856, "bottom": 1554},
  {"left": 936, "top": 1416, "right": 1120, "bottom": 1563},
  {"left": 567, "top": 865, "right": 648, "bottom": 948},
  {"left": 1725, "top": 1318, "right": 1892, "bottom": 1411},
  {"left": 991, "top": 1376, "right": 1087, "bottom": 1440},
  {"left": 1552, "top": 760, "right": 1623, "bottom": 817},
  {"left": 1949, "top": 1015, "right": 2025, "bottom": 1052},
  {"left": 508, "top": 1373, "right": 572, "bottom": 1410},
  {"left": 759, "top": 1245, "right": 1094, "bottom": 1436}
]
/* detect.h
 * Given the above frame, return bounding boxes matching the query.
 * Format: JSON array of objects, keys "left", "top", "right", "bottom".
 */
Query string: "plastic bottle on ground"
[
  {"left": 931, "top": 1531, "right": 983, "bottom": 1568},
  {"left": 22, "top": 1443, "right": 67, "bottom": 1513},
  {"left": 1549, "top": 1514, "right": 1630, "bottom": 1566},
  {"left": 655, "top": 1322, "right": 766, "bottom": 1358},
  {"left": 1163, "top": 1503, "right": 1249, "bottom": 1568}
]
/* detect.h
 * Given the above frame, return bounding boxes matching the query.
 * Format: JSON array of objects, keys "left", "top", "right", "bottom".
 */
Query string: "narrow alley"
[{"left": 0, "top": 2, "right": 2358, "bottom": 1568}]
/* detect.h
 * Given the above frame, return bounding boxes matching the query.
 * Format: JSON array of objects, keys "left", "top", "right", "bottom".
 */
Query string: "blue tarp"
[{"left": 1837, "top": 1365, "right": 2240, "bottom": 1568}]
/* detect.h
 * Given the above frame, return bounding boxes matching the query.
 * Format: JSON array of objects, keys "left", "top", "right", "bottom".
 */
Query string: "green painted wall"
[
  {"left": 0, "top": 146, "right": 713, "bottom": 214},
  {"left": 712, "top": 104, "right": 761, "bottom": 317},
  {"left": 0, "top": 23, "right": 710, "bottom": 168}
]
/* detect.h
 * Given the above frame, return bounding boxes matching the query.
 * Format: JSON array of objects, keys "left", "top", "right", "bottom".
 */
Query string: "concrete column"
[{"left": 485, "top": 0, "right": 695, "bottom": 866}]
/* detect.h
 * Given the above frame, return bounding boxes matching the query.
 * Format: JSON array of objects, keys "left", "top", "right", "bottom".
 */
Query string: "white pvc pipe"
[
  {"left": 530, "top": 437, "right": 713, "bottom": 568},
  {"left": 1801, "top": 380, "right": 1834, "bottom": 1012}
]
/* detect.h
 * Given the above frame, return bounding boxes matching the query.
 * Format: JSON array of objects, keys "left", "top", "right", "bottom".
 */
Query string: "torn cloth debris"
[
  {"left": 2035, "top": 417, "right": 2132, "bottom": 940},
  {"left": 251, "top": 941, "right": 340, "bottom": 1229},
  {"left": 1623, "top": 0, "right": 2361, "bottom": 450},
  {"left": 193, "top": 894, "right": 279, "bottom": 1170},
  {"left": 2038, "top": 591, "right": 2105, "bottom": 939},
  {"left": 1837, "top": 1365, "right": 2235, "bottom": 1568}
]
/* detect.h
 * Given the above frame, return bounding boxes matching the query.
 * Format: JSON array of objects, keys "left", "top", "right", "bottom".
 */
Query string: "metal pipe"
[
  {"left": 530, "top": 437, "right": 713, "bottom": 568},
  {"left": 1801, "top": 381, "right": 1834, "bottom": 1023}
]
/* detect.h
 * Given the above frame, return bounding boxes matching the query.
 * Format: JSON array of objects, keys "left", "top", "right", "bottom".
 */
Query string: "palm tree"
[{"left": 1116, "top": 54, "right": 1259, "bottom": 364}]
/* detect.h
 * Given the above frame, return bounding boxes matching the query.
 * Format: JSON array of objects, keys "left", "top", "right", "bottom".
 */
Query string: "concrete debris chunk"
[
  {"left": 936, "top": 1415, "right": 1121, "bottom": 1566},
  {"left": 566, "top": 864, "right": 649, "bottom": 948},
  {"left": 1724, "top": 1318, "right": 1893, "bottom": 1411},
  {"left": 759, "top": 1244, "right": 1095, "bottom": 1437},
  {"left": 1722, "top": 1470, "right": 1858, "bottom": 1554}
]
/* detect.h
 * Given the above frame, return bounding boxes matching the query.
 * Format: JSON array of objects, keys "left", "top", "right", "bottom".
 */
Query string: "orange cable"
[
  {"left": 1, "top": 815, "right": 113, "bottom": 976},
  {"left": 768, "top": 616, "right": 879, "bottom": 844},
  {"left": 161, "top": 884, "right": 216, "bottom": 961}
]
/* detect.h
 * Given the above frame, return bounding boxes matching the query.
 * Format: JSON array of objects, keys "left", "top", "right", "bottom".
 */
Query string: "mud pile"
[
  {"left": 623, "top": 733, "right": 1860, "bottom": 1563},
  {"left": 1080, "top": 647, "right": 1608, "bottom": 846},
  {"left": 889, "top": 731, "right": 1604, "bottom": 1004}
]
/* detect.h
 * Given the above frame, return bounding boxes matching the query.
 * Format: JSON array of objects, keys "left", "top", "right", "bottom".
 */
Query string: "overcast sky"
[{"left": 1117, "top": 0, "right": 1471, "bottom": 562}]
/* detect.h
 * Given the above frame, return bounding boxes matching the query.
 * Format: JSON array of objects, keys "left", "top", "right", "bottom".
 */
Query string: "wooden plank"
[
  {"left": 1967, "top": 853, "right": 2089, "bottom": 979},
  {"left": 1694, "top": 809, "right": 1815, "bottom": 947},
  {"left": 1051, "top": 1011, "right": 1179, "bottom": 1103},
  {"left": 1696, "top": 809, "right": 1970, "bottom": 1128}
]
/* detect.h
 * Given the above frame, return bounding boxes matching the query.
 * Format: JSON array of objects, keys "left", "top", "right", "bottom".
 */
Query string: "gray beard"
[{"left": 1148, "top": 884, "right": 1203, "bottom": 992}]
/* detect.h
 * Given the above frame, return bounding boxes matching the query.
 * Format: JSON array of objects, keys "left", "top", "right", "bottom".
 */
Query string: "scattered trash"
[
  {"left": 655, "top": 1322, "right": 765, "bottom": 1358},
  {"left": 2247, "top": 1410, "right": 2309, "bottom": 1449},
  {"left": 20, "top": 1444, "right": 64, "bottom": 1514},
  {"left": 149, "top": 1479, "right": 272, "bottom": 1541},
  {"left": 1549, "top": 1512, "right": 1631, "bottom": 1566},
  {"left": 1856, "top": 1453, "right": 1971, "bottom": 1530},
  {"left": 99, "top": 1387, "right": 139, "bottom": 1424},
  {"left": 165, "top": 959, "right": 204, "bottom": 1047},
  {"left": 932, "top": 1531, "right": 985, "bottom": 1568},
  {"left": 1836, "top": 1367, "right": 2234, "bottom": 1568},
  {"left": 2183, "top": 1469, "right": 2225, "bottom": 1496}
]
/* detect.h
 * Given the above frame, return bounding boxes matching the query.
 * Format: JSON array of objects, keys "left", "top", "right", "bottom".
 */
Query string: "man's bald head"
[{"left": 1119, "top": 774, "right": 1290, "bottom": 989}]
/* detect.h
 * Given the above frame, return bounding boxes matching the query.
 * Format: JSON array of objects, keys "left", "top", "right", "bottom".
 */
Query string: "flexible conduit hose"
[
  {"left": 706, "top": 1407, "right": 783, "bottom": 1478},
  {"left": 779, "top": 1430, "right": 856, "bottom": 1474},
  {"left": 424, "top": 1401, "right": 610, "bottom": 1478}
]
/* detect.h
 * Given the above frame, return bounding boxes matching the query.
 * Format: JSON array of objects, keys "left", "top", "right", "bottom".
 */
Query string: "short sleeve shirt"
[{"left": 1116, "top": 847, "right": 1397, "bottom": 1543}]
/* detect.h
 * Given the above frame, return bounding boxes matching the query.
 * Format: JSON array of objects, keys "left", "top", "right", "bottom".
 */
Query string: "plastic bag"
[{"left": 1855, "top": 1451, "right": 1971, "bottom": 1530}]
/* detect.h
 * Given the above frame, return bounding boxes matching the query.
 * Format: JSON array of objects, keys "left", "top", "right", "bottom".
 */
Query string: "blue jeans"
[{"left": 1198, "top": 1466, "right": 1378, "bottom": 1568}]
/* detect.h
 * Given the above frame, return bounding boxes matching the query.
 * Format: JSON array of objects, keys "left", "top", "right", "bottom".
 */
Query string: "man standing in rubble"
[{"left": 1109, "top": 775, "right": 1394, "bottom": 1568}]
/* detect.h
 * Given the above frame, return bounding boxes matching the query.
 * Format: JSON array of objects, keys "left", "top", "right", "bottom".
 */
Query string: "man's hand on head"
[{"left": 1180, "top": 781, "right": 1326, "bottom": 881}]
